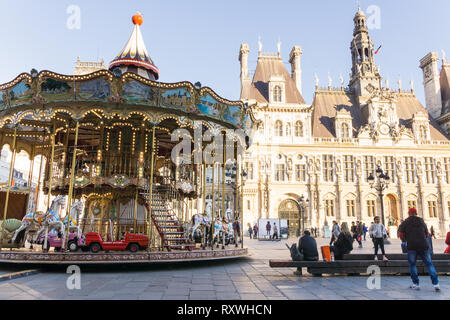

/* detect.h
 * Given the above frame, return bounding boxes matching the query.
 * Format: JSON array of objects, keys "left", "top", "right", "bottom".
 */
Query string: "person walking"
[
  {"left": 351, "top": 221, "right": 357, "bottom": 237},
  {"left": 355, "top": 221, "right": 363, "bottom": 248},
  {"left": 369, "top": 216, "right": 388, "bottom": 261},
  {"left": 253, "top": 224, "right": 258, "bottom": 239},
  {"left": 330, "top": 222, "right": 354, "bottom": 260},
  {"left": 266, "top": 221, "right": 271, "bottom": 238},
  {"left": 330, "top": 221, "right": 339, "bottom": 246},
  {"left": 430, "top": 226, "right": 436, "bottom": 239},
  {"left": 248, "top": 225, "right": 253, "bottom": 239},
  {"left": 272, "top": 222, "right": 278, "bottom": 240},
  {"left": 363, "top": 223, "right": 368, "bottom": 241},
  {"left": 398, "top": 208, "right": 440, "bottom": 292}
]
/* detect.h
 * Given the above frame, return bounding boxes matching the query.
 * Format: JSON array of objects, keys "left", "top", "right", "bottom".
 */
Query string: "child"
[{"left": 369, "top": 216, "right": 388, "bottom": 261}]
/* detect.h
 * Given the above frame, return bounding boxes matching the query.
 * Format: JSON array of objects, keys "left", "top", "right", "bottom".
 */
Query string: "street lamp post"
[
  {"left": 368, "top": 166, "right": 391, "bottom": 244},
  {"left": 297, "top": 195, "right": 309, "bottom": 236}
]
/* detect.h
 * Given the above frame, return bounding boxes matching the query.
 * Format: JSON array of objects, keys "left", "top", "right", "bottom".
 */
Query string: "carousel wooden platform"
[{"left": 0, "top": 247, "right": 248, "bottom": 265}]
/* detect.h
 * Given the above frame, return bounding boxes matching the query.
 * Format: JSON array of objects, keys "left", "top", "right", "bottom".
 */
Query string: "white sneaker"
[
  {"left": 410, "top": 284, "right": 420, "bottom": 290},
  {"left": 434, "top": 285, "right": 441, "bottom": 292},
  {"left": 383, "top": 256, "right": 389, "bottom": 261},
  {"left": 374, "top": 256, "right": 378, "bottom": 261}
]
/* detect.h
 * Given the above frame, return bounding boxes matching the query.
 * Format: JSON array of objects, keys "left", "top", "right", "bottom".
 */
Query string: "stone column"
[{"left": 436, "top": 167, "right": 447, "bottom": 234}]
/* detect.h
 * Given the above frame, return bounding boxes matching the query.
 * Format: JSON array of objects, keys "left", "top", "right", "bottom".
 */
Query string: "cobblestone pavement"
[{"left": 0, "top": 237, "right": 448, "bottom": 300}]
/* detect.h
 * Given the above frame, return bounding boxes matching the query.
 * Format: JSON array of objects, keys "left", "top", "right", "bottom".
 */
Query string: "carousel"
[{"left": 0, "top": 13, "right": 257, "bottom": 264}]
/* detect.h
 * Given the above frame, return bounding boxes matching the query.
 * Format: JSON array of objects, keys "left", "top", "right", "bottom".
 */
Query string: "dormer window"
[
  {"left": 341, "top": 123, "right": 350, "bottom": 138},
  {"left": 420, "top": 125, "right": 427, "bottom": 140},
  {"left": 273, "top": 86, "right": 282, "bottom": 102}
]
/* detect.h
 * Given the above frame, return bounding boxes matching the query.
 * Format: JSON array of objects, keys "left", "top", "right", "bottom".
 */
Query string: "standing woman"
[{"left": 369, "top": 216, "right": 389, "bottom": 261}]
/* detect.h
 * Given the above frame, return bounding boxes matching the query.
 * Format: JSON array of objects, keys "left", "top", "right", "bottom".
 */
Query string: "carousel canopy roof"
[{"left": 108, "top": 13, "right": 160, "bottom": 80}]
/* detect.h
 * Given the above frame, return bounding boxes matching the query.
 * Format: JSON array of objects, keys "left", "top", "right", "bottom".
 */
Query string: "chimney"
[
  {"left": 420, "top": 52, "right": 442, "bottom": 119},
  {"left": 289, "top": 46, "right": 303, "bottom": 95},
  {"left": 239, "top": 43, "right": 251, "bottom": 100}
]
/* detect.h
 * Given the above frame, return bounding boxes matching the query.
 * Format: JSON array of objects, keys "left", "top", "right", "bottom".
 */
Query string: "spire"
[
  {"left": 349, "top": 7, "right": 381, "bottom": 98},
  {"left": 109, "top": 12, "right": 159, "bottom": 80},
  {"left": 353, "top": 7, "right": 368, "bottom": 36}
]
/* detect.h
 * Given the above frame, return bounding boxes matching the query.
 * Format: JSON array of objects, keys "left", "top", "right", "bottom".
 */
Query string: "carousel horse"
[
  {"left": 232, "top": 218, "right": 241, "bottom": 245},
  {"left": 33, "top": 195, "right": 67, "bottom": 242},
  {"left": 188, "top": 212, "right": 212, "bottom": 240},
  {"left": 62, "top": 199, "right": 84, "bottom": 237},
  {"left": 11, "top": 195, "right": 66, "bottom": 243},
  {"left": 213, "top": 216, "right": 233, "bottom": 246}
]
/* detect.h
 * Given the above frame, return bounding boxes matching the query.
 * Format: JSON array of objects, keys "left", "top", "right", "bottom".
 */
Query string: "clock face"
[{"left": 379, "top": 123, "right": 390, "bottom": 135}]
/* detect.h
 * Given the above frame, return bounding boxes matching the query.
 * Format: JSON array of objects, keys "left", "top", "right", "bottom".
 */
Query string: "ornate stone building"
[
  {"left": 420, "top": 51, "right": 450, "bottom": 135},
  {"left": 240, "top": 9, "right": 450, "bottom": 236}
]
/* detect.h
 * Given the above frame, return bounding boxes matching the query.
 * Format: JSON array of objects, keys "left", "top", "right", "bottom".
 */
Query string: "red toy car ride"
[{"left": 84, "top": 232, "right": 149, "bottom": 253}]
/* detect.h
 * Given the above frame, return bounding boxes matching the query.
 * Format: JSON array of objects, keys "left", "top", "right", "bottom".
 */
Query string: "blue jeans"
[{"left": 407, "top": 250, "right": 439, "bottom": 285}]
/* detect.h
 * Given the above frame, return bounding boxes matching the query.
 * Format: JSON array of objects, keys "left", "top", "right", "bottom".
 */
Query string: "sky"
[{"left": 0, "top": 0, "right": 449, "bottom": 105}]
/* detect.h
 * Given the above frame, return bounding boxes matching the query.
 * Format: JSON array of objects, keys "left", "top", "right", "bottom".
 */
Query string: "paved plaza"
[{"left": 0, "top": 237, "right": 448, "bottom": 300}]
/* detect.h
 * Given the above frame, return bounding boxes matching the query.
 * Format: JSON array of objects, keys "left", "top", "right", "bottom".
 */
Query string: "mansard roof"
[
  {"left": 247, "top": 55, "right": 306, "bottom": 104},
  {"left": 311, "top": 89, "right": 448, "bottom": 140}
]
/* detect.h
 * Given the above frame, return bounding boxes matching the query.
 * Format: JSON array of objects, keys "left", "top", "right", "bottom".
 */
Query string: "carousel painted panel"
[
  {"left": 40, "top": 78, "right": 73, "bottom": 102},
  {"left": 0, "top": 90, "right": 6, "bottom": 110},
  {"left": 222, "top": 105, "right": 242, "bottom": 126},
  {"left": 197, "top": 94, "right": 221, "bottom": 119},
  {"left": 8, "top": 81, "right": 33, "bottom": 107},
  {"left": 160, "top": 88, "right": 190, "bottom": 110},
  {"left": 77, "top": 78, "right": 111, "bottom": 101},
  {"left": 122, "top": 80, "right": 156, "bottom": 104}
]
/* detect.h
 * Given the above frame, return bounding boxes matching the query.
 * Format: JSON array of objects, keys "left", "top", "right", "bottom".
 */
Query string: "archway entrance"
[
  {"left": 278, "top": 199, "right": 300, "bottom": 237},
  {"left": 385, "top": 194, "right": 399, "bottom": 226}
]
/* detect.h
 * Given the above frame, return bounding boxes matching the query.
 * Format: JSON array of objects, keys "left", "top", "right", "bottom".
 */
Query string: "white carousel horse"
[
  {"left": 188, "top": 212, "right": 212, "bottom": 240},
  {"left": 33, "top": 195, "right": 67, "bottom": 242},
  {"left": 188, "top": 202, "right": 213, "bottom": 239},
  {"left": 62, "top": 199, "right": 84, "bottom": 237},
  {"left": 11, "top": 195, "right": 66, "bottom": 243}
]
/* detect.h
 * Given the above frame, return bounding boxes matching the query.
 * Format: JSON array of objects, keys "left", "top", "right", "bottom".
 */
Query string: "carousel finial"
[{"left": 132, "top": 12, "right": 144, "bottom": 26}]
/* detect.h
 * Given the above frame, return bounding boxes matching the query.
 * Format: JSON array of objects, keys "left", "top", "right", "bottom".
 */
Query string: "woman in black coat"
[{"left": 330, "top": 222, "right": 354, "bottom": 260}]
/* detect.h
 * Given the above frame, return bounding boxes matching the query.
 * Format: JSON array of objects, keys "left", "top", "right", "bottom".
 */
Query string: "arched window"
[
  {"left": 295, "top": 121, "right": 304, "bottom": 137},
  {"left": 341, "top": 123, "right": 350, "bottom": 138},
  {"left": 419, "top": 125, "right": 427, "bottom": 140},
  {"left": 273, "top": 86, "right": 282, "bottom": 102},
  {"left": 275, "top": 120, "right": 283, "bottom": 136}
]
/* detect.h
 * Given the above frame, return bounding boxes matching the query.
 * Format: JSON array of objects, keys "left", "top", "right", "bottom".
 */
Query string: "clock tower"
[{"left": 348, "top": 8, "right": 382, "bottom": 102}]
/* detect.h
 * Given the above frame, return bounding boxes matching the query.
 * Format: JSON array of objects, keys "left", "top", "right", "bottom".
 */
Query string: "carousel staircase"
[{"left": 140, "top": 186, "right": 195, "bottom": 252}]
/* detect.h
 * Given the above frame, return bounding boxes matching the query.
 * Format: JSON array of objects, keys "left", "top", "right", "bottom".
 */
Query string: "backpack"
[{"left": 285, "top": 243, "right": 304, "bottom": 261}]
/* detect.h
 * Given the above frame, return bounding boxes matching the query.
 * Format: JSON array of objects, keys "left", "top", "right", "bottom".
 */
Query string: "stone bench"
[{"left": 269, "top": 257, "right": 450, "bottom": 276}]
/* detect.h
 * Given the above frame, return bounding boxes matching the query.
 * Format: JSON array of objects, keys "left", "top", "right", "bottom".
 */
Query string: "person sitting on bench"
[
  {"left": 298, "top": 230, "right": 319, "bottom": 261},
  {"left": 330, "top": 222, "right": 353, "bottom": 260}
]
